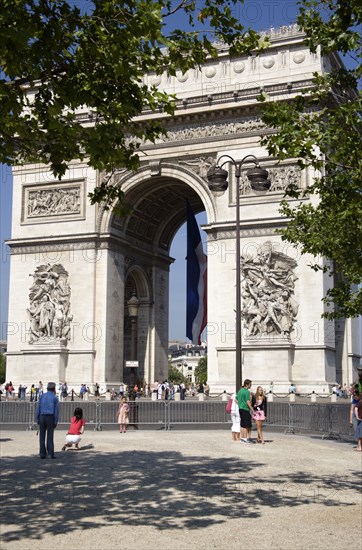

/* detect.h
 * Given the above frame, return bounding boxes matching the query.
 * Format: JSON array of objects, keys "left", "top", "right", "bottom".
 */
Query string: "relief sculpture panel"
[
  {"left": 27, "top": 263, "right": 72, "bottom": 345},
  {"left": 241, "top": 242, "right": 299, "bottom": 338},
  {"left": 22, "top": 181, "right": 84, "bottom": 223}
]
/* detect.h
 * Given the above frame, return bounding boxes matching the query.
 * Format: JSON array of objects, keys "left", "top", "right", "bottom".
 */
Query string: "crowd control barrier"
[{"left": 0, "top": 400, "right": 352, "bottom": 438}]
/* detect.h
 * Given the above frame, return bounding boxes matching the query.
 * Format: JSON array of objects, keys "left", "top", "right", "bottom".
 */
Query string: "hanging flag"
[{"left": 186, "top": 202, "right": 207, "bottom": 344}]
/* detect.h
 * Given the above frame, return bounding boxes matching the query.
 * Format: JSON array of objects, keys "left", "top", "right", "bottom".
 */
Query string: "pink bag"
[{"left": 225, "top": 398, "right": 233, "bottom": 414}]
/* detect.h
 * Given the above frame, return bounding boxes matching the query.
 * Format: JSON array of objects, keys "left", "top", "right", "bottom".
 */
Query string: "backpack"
[{"left": 225, "top": 398, "right": 233, "bottom": 414}]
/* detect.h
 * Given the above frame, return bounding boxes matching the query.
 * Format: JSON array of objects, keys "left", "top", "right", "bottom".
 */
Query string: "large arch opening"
[{"left": 99, "top": 166, "right": 214, "bottom": 387}]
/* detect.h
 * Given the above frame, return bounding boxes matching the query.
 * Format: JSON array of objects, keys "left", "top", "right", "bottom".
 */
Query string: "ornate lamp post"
[
  {"left": 127, "top": 290, "right": 140, "bottom": 393},
  {"left": 207, "top": 155, "right": 271, "bottom": 392}
]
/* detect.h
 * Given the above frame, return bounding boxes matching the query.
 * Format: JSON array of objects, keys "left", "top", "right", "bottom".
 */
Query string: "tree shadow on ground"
[{"left": 0, "top": 447, "right": 360, "bottom": 543}]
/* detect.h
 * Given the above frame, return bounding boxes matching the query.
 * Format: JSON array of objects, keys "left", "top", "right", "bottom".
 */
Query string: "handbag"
[{"left": 225, "top": 398, "right": 233, "bottom": 414}]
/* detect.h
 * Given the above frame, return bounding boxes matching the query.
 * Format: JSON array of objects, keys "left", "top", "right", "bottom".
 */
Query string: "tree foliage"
[
  {"left": 194, "top": 356, "right": 207, "bottom": 384},
  {"left": 259, "top": 0, "right": 362, "bottom": 318},
  {"left": 0, "top": 0, "right": 265, "bottom": 209},
  {"left": 167, "top": 364, "right": 188, "bottom": 384}
]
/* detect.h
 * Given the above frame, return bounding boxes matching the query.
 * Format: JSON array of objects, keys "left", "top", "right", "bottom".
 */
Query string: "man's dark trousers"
[{"left": 39, "top": 414, "right": 55, "bottom": 458}]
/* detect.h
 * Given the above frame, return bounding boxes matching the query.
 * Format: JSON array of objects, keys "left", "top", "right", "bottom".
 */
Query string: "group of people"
[
  {"left": 154, "top": 380, "right": 186, "bottom": 400},
  {"left": 0, "top": 380, "right": 44, "bottom": 401},
  {"left": 35, "top": 381, "right": 130, "bottom": 457},
  {"left": 230, "top": 377, "right": 362, "bottom": 450},
  {"left": 229, "top": 379, "right": 267, "bottom": 444},
  {"left": 36, "top": 381, "right": 86, "bottom": 458},
  {"left": 28, "top": 374, "right": 362, "bottom": 458},
  {"left": 332, "top": 384, "right": 349, "bottom": 398}
]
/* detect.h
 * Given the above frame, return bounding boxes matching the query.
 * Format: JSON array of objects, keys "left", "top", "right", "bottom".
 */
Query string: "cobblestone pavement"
[{"left": 0, "top": 428, "right": 361, "bottom": 550}]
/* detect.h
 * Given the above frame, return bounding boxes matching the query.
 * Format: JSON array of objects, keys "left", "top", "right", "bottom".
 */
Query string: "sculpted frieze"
[
  {"left": 22, "top": 180, "right": 85, "bottom": 223},
  {"left": 237, "top": 164, "right": 302, "bottom": 195},
  {"left": 178, "top": 156, "right": 215, "bottom": 179},
  {"left": 27, "top": 187, "right": 80, "bottom": 217},
  {"left": 157, "top": 116, "right": 265, "bottom": 143}
]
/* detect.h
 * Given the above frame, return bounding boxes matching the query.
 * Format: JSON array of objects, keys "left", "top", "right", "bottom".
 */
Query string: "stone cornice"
[
  {"left": 6, "top": 233, "right": 101, "bottom": 254},
  {"left": 140, "top": 79, "right": 315, "bottom": 120},
  {"left": 203, "top": 218, "right": 286, "bottom": 240}
]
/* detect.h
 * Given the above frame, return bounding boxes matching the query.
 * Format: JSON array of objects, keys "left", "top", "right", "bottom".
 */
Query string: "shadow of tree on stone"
[{"left": 0, "top": 449, "right": 360, "bottom": 543}]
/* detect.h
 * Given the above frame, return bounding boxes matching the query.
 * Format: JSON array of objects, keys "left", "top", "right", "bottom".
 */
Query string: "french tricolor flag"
[{"left": 186, "top": 202, "right": 207, "bottom": 344}]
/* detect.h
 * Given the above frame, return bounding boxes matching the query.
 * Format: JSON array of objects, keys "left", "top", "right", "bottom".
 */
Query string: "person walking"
[
  {"left": 237, "top": 379, "right": 254, "bottom": 444},
  {"left": 62, "top": 407, "right": 85, "bottom": 451},
  {"left": 36, "top": 382, "right": 60, "bottom": 459},
  {"left": 116, "top": 397, "right": 129, "bottom": 433},
  {"left": 252, "top": 386, "right": 267, "bottom": 444}
]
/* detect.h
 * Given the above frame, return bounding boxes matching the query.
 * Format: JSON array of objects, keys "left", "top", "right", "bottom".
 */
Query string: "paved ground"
[{"left": 0, "top": 426, "right": 361, "bottom": 550}]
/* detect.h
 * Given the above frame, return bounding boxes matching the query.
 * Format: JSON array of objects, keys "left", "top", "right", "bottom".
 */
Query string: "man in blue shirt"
[{"left": 36, "top": 382, "right": 60, "bottom": 459}]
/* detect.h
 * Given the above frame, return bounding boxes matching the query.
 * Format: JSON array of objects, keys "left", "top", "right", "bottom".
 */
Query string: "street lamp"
[
  {"left": 127, "top": 290, "right": 140, "bottom": 394},
  {"left": 207, "top": 155, "right": 271, "bottom": 392}
]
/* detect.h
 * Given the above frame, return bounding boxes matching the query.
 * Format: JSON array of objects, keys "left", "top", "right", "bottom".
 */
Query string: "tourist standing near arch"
[
  {"left": 252, "top": 386, "right": 267, "bottom": 444},
  {"left": 36, "top": 382, "right": 59, "bottom": 459},
  {"left": 237, "top": 379, "right": 254, "bottom": 444}
]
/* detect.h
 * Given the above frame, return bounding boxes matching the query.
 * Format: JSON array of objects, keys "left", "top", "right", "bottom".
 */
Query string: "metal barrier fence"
[{"left": 0, "top": 401, "right": 352, "bottom": 438}]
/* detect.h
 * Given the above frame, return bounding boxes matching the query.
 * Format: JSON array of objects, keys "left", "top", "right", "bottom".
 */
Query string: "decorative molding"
[
  {"left": 156, "top": 116, "right": 265, "bottom": 144},
  {"left": 233, "top": 61, "right": 245, "bottom": 74},
  {"left": 293, "top": 52, "right": 306, "bottom": 64},
  {"left": 207, "top": 227, "right": 279, "bottom": 240},
  {"left": 149, "top": 160, "right": 161, "bottom": 176},
  {"left": 9, "top": 240, "right": 98, "bottom": 254},
  {"left": 259, "top": 24, "right": 303, "bottom": 40},
  {"left": 263, "top": 56, "right": 275, "bottom": 69}
]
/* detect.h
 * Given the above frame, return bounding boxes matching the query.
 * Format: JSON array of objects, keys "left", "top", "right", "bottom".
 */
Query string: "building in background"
[{"left": 169, "top": 343, "right": 207, "bottom": 384}]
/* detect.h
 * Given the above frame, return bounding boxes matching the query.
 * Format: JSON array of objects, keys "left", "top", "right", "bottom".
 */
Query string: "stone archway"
[{"left": 93, "top": 163, "right": 215, "bottom": 388}]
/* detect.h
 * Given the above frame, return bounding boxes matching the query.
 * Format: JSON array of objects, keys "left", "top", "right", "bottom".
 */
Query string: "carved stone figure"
[
  {"left": 27, "top": 187, "right": 81, "bottom": 217},
  {"left": 179, "top": 156, "right": 215, "bottom": 179},
  {"left": 240, "top": 242, "right": 299, "bottom": 338},
  {"left": 28, "top": 264, "right": 72, "bottom": 344},
  {"left": 239, "top": 164, "right": 301, "bottom": 196}
]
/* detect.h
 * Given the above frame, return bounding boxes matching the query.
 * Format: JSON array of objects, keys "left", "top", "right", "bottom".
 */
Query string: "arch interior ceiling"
[{"left": 111, "top": 177, "right": 205, "bottom": 252}]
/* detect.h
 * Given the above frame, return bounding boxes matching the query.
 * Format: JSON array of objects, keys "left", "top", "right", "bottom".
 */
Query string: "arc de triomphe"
[{"left": 5, "top": 26, "right": 360, "bottom": 393}]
